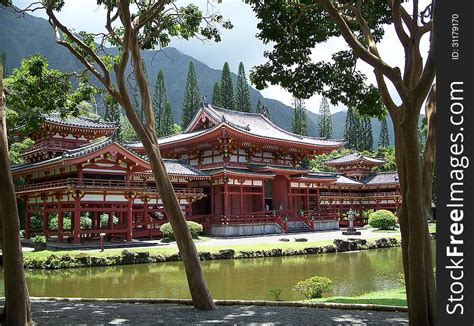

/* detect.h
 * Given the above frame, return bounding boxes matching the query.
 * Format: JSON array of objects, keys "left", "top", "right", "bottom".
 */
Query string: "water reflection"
[{"left": 0, "top": 244, "right": 435, "bottom": 301}]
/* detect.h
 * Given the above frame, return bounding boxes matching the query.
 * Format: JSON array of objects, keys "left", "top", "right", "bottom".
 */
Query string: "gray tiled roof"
[
  {"left": 335, "top": 175, "right": 363, "bottom": 185},
  {"left": 298, "top": 172, "right": 338, "bottom": 179},
  {"left": 161, "top": 159, "right": 208, "bottom": 177},
  {"left": 362, "top": 172, "right": 399, "bottom": 185},
  {"left": 62, "top": 137, "right": 114, "bottom": 158},
  {"left": 324, "top": 153, "right": 386, "bottom": 166},
  {"left": 43, "top": 113, "right": 117, "bottom": 129},
  {"left": 203, "top": 167, "right": 275, "bottom": 177}
]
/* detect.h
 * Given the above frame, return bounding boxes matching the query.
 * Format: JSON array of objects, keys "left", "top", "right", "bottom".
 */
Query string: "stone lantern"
[{"left": 342, "top": 209, "right": 361, "bottom": 235}]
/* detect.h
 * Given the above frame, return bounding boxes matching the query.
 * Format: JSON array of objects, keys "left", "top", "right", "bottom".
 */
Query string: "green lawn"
[
  {"left": 311, "top": 287, "right": 407, "bottom": 307},
  {"left": 428, "top": 223, "right": 436, "bottom": 233},
  {"left": 23, "top": 236, "right": 401, "bottom": 261}
]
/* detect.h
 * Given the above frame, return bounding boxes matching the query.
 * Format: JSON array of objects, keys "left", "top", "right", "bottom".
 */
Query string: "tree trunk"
[
  {"left": 389, "top": 100, "right": 436, "bottom": 325},
  {"left": 0, "top": 64, "right": 33, "bottom": 325},
  {"left": 145, "top": 145, "right": 215, "bottom": 310}
]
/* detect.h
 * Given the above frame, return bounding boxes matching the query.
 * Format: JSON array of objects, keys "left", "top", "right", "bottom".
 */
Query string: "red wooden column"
[
  {"left": 287, "top": 176, "right": 292, "bottom": 215},
  {"left": 42, "top": 202, "right": 48, "bottom": 236},
  {"left": 108, "top": 211, "right": 114, "bottom": 231},
  {"left": 239, "top": 181, "right": 244, "bottom": 214},
  {"left": 305, "top": 187, "right": 310, "bottom": 211},
  {"left": 316, "top": 186, "right": 321, "bottom": 212},
  {"left": 25, "top": 199, "right": 31, "bottom": 239},
  {"left": 210, "top": 185, "right": 215, "bottom": 216},
  {"left": 58, "top": 203, "right": 63, "bottom": 243},
  {"left": 77, "top": 164, "right": 84, "bottom": 186},
  {"left": 223, "top": 178, "right": 229, "bottom": 218},
  {"left": 261, "top": 181, "right": 265, "bottom": 211},
  {"left": 126, "top": 198, "right": 133, "bottom": 241},
  {"left": 72, "top": 193, "right": 81, "bottom": 245}
]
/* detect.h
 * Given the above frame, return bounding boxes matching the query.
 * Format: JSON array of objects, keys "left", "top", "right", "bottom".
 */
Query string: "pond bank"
[{"left": 24, "top": 237, "right": 403, "bottom": 269}]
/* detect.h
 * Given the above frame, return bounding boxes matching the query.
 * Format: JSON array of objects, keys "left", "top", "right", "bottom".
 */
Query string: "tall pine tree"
[
  {"left": 291, "top": 98, "right": 308, "bottom": 136},
  {"left": 212, "top": 81, "right": 222, "bottom": 106},
  {"left": 262, "top": 105, "right": 270, "bottom": 118},
  {"left": 378, "top": 116, "right": 390, "bottom": 148},
  {"left": 255, "top": 98, "right": 263, "bottom": 114},
  {"left": 359, "top": 117, "right": 373, "bottom": 150},
  {"left": 220, "top": 62, "right": 235, "bottom": 110},
  {"left": 344, "top": 106, "right": 360, "bottom": 150},
  {"left": 235, "top": 62, "right": 251, "bottom": 112},
  {"left": 159, "top": 101, "right": 175, "bottom": 137},
  {"left": 317, "top": 97, "right": 332, "bottom": 138},
  {"left": 181, "top": 61, "right": 201, "bottom": 129},
  {"left": 103, "top": 94, "right": 122, "bottom": 141},
  {"left": 152, "top": 69, "right": 168, "bottom": 136},
  {"left": 0, "top": 52, "right": 6, "bottom": 77}
]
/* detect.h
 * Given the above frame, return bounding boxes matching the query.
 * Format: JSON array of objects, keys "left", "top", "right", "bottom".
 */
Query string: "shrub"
[
  {"left": 30, "top": 214, "right": 43, "bottom": 229},
  {"left": 160, "top": 221, "right": 203, "bottom": 239},
  {"left": 31, "top": 235, "right": 47, "bottom": 244},
  {"left": 368, "top": 210, "right": 397, "bottom": 230},
  {"left": 293, "top": 276, "right": 333, "bottom": 299},
  {"left": 269, "top": 288, "right": 282, "bottom": 301}
]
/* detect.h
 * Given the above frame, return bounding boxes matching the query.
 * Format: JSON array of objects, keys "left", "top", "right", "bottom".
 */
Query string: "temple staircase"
[{"left": 286, "top": 221, "right": 313, "bottom": 233}]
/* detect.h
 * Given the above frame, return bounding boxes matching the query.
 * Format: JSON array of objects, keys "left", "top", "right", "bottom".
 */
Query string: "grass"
[
  {"left": 23, "top": 235, "right": 401, "bottom": 261},
  {"left": 311, "top": 287, "right": 407, "bottom": 307},
  {"left": 428, "top": 222, "right": 436, "bottom": 233}
]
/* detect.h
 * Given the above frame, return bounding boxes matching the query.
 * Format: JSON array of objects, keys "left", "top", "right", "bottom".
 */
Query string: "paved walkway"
[
  {"left": 29, "top": 300, "right": 408, "bottom": 325},
  {"left": 148, "top": 228, "right": 400, "bottom": 249},
  {"left": 21, "top": 228, "right": 399, "bottom": 252}
]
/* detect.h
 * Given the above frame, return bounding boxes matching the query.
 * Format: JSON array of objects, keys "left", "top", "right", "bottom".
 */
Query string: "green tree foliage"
[
  {"left": 159, "top": 101, "right": 175, "bottom": 137},
  {"left": 103, "top": 94, "right": 121, "bottom": 141},
  {"left": 4, "top": 55, "right": 95, "bottom": 131},
  {"left": 378, "top": 116, "right": 390, "bottom": 148},
  {"left": 173, "top": 124, "right": 182, "bottom": 135},
  {"left": 219, "top": 62, "right": 235, "bottom": 110},
  {"left": 343, "top": 106, "right": 360, "bottom": 150},
  {"left": 0, "top": 51, "right": 6, "bottom": 77},
  {"left": 8, "top": 138, "right": 34, "bottom": 165},
  {"left": 211, "top": 81, "right": 222, "bottom": 107},
  {"left": 152, "top": 69, "right": 168, "bottom": 135},
  {"left": 255, "top": 97, "right": 263, "bottom": 114},
  {"left": 120, "top": 115, "right": 138, "bottom": 141},
  {"left": 181, "top": 61, "right": 201, "bottom": 129},
  {"left": 359, "top": 117, "right": 373, "bottom": 151},
  {"left": 291, "top": 98, "right": 308, "bottom": 136},
  {"left": 317, "top": 97, "right": 332, "bottom": 138},
  {"left": 152, "top": 69, "right": 168, "bottom": 134},
  {"left": 262, "top": 104, "right": 270, "bottom": 119},
  {"left": 235, "top": 62, "right": 251, "bottom": 112}
]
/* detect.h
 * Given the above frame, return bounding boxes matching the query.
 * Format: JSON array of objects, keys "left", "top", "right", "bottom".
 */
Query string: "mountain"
[{"left": 0, "top": 7, "right": 394, "bottom": 146}]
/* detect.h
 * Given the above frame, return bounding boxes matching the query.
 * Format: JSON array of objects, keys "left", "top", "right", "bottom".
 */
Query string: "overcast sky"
[{"left": 13, "top": 0, "right": 430, "bottom": 114}]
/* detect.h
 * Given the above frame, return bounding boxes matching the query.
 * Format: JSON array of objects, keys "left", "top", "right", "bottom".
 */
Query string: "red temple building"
[{"left": 13, "top": 106, "right": 401, "bottom": 243}]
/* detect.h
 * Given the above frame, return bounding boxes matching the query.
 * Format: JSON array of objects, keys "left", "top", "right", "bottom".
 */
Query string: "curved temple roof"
[
  {"left": 324, "top": 153, "right": 386, "bottom": 166},
  {"left": 43, "top": 113, "right": 117, "bottom": 130},
  {"left": 191, "top": 105, "right": 345, "bottom": 147}
]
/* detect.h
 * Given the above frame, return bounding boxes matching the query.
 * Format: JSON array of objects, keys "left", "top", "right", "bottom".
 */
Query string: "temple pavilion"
[{"left": 12, "top": 105, "right": 400, "bottom": 243}]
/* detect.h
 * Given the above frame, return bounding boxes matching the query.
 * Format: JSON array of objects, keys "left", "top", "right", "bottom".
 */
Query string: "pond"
[{"left": 0, "top": 244, "right": 435, "bottom": 301}]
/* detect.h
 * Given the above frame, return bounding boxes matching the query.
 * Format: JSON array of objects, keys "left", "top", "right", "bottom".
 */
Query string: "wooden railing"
[
  {"left": 15, "top": 178, "right": 203, "bottom": 196},
  {"left": 21, "top": 140, "right": 81, "bottom": 156},
  {"left": 320, "top": 191, "right": 400, "bottom": 199}
]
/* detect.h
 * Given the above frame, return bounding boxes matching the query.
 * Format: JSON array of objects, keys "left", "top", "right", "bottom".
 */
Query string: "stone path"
[
  {"left": 149, "top": 228, "right": 400, "bottom": 249},
  {"left": 28, "top": 300, "right": 408, "bottom": 325}
]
